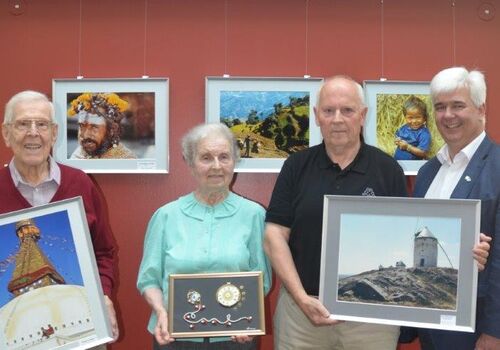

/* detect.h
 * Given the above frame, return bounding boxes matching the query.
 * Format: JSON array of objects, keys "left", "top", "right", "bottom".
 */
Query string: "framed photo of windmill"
[
  {"left": 319, "top": 195, "right": 481, "bottom": 332},
  {"left": 0, "top": 197, "right": 113, "bottom": 350}
]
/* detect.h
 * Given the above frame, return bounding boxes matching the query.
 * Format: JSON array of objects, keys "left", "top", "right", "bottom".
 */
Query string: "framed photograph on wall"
[
  {"left": 52, "top": 78, "right": 169, "bottom": 173},
  {"left": 319, "top": 195, "right": 480, "bottom": 332},
  {"left": 363, "top": 80, "right": 444, "bottom": 175},
  {"left": 0, "top": 197, "right": 113, "bottom": 349},
  {"left": 168, "top": 271, "right": 266, "bottom": 338},
  {"left": 206, "top": 77, "right": 323, "bottom": 172}
]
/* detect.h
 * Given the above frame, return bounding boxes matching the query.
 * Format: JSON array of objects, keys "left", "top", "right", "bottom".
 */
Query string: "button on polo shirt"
[{"left": 266, "top": 142, "right": 408, "bottom": 296}]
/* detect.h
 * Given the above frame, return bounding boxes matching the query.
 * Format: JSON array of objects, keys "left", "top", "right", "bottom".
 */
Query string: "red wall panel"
[{"left": 1, "top": 1, "right": 498, "bottom": 349}]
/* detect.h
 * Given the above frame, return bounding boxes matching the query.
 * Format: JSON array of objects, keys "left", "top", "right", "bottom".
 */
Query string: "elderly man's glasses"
[{"left": 11, "top": 119, "right": 53, "bottom": 132}]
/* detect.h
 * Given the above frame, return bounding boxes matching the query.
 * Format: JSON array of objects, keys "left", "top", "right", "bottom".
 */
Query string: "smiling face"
[
  {"left": 405, "top": 108, "right": 426, "bottom": 130},
  {"left": 433, "top": 87, "right": 485, "bottom": 157},
  {"left": 78, "top": 122, "right": 108, "bottom": 155},
  {"left": 2, "top": 99, "right": 58, "bottom": 174},
  {"left": 191, "top": 135, "right": 235, "bottom": 195},
  {"left": 314, "top": 78, "right": 367, "bottom": 153}
]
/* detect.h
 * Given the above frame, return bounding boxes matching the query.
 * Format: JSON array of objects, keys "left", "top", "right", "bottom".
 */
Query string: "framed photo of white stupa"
[
  {"left": 319, "top": 195, "right": 480, "bottom": 332},
  {"left": 0, "top": 197, "right": 113, "bottom": 350}
]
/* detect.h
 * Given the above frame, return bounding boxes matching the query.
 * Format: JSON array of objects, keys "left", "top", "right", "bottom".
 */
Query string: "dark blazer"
[{"left": 412, "top": 136, "right": 500, "bottom": 349}]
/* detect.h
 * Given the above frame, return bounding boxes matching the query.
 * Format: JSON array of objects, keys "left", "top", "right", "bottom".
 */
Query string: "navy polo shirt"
[{"left": 266, "top": 142, "right": 408, "bottom": 296}]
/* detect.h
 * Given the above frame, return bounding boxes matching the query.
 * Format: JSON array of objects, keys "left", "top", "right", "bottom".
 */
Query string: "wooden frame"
[{"left": 168, "top": 271, "right": 265, "bottom": 338}]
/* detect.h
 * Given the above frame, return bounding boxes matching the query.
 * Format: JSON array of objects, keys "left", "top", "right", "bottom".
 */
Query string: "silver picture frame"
[
  {"left": 319, "top": 195, "right": 480, "bottom": 332},
  {"left": 206, "top": 76, "right": 323, "bottom": 172},
  {"left": 52, "top": 78, "right": 169, "bottom": 173},
  {"left": 0, "top": 197, "right": 113, "bottom": 349},
  {"left": 363, "top": 80, "right": 445, "bottom": 175}
]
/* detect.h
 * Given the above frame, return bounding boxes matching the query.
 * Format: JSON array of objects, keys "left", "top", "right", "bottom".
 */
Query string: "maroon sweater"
[{"left": 0, "top": 163, "right": 116, "bottom": 295}]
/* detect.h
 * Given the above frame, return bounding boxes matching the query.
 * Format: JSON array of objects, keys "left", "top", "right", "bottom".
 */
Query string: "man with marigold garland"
[{"left": 68, "top": 92, "right": 136, "bottom": 159}]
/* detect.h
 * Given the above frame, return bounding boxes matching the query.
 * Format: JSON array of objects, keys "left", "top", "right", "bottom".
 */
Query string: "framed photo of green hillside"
[
  {"left": 206, "top": 77, "right": 323, "bottom": 172},
  {"left": 363, "top": 80, "right": 445, "bottom": 175},
  {"left": 319, "top": 195, "right": 480, "bottom": 332}
]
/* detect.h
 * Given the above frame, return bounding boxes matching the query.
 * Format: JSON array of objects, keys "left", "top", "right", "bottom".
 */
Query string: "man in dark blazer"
[{"left": 414, "top": 67, "right": 500, "bottom": 350}]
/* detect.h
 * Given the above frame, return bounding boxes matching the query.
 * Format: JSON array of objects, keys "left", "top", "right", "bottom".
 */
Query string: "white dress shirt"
[{"left": 425, "top": 131, "right": 486, "bottom": 199}]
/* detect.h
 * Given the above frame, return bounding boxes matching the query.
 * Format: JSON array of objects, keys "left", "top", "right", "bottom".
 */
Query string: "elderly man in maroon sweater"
[{"left": 0, "top": 90, "right": 119, "bottom": 341}]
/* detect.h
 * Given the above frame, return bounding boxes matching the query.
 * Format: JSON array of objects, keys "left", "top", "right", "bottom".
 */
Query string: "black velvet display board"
[{"left": 168, "top": 271, "right": 265, "bottom": 338}]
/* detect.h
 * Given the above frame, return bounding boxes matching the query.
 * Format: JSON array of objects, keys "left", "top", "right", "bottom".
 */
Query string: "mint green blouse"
[{"left": 137, "top": 192, "right": 272, "bottom": 338}]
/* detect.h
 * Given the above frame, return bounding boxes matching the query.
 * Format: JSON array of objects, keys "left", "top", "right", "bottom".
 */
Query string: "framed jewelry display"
[{"left": 168, "top": 271, "right": 265, "bottom": 338}]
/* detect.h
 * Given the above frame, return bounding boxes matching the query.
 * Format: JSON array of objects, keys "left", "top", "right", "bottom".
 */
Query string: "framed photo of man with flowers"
[{"left": 52, "top": 78, "right": 169, "bottom": 173}]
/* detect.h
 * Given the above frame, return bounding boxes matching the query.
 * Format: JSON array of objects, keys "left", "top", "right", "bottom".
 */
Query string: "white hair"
[
  {"left": 430, "top": 67, "right": 486, "bottom": 108},
  {"left": 181, "top": 123, "right": 240, "bottom": 166},
  {"left": 3, "top": 90, "right": 56, "bottom": 125}
]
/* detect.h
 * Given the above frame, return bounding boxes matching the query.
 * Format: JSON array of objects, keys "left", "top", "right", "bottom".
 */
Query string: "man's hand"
[
  {"left": 297, "top": 295, "right": 343, "bottom": 326},
  {"left": 154, "top": 309, "right": 175, "bottom": 345},
  {"left": 475, "top": 333, "right": 500, "bottom": 350},
  {"left": 473, "top": 233, "right": 492, "bottom": 271},
  {"left": 104, "top": 295, "right": 119, "bottom": 341}
]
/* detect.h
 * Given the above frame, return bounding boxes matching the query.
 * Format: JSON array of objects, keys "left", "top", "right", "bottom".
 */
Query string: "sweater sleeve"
[{"left": 83, "top": 180, "right": 117, "bottom": 296}]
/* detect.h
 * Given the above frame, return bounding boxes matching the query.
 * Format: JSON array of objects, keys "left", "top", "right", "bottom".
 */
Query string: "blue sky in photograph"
[
  {"left": 0, "top": 210, "right": 83, "bottom": 307},
  {"left": 220, "top": 91, "right": 308, "bottom": 120},
  {"left": 338, "top": 214, "right": 461, "bottom": 276}
]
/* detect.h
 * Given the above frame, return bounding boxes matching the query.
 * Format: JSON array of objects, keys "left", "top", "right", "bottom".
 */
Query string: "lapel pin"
[{"left": 465, "top": 175, "right": 471, "bottom": 182}]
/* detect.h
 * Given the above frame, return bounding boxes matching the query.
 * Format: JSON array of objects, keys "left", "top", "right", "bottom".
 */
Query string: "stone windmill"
[
  {"left": 413, "top": 226, "right": 438, "bottom": 267},
  {"left": 413, "top": 226, "right": 454, "bottom": 268}
]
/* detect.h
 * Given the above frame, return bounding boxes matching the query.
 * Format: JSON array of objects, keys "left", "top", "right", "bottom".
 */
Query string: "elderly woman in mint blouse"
[{"left": 137, "top": 123, "right": 272, "bottom": 350}]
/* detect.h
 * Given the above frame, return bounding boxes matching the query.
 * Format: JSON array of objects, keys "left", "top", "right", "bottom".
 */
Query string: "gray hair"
[
  {"left": 3, "top": 90, "right": 56, "bottom": 125},
  {"left": 430, "top": 67, "right": 486, "bottom": 108},
  {"left": 316, "top": 75, "right": 366, "bottom": 108},
  {"left": 181, "top": 123, "right": 240, "bottom": 166}
]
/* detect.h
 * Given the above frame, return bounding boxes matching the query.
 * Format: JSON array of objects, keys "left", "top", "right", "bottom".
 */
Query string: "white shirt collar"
[
  {"left": 436, "top": 131, "right": 486, "bottom": 165},
  {"left": 9, "top": 156, "right": 61, "bottom": 187}
]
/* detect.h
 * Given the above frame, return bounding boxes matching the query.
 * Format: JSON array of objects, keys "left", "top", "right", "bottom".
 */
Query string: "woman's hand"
[
  {"left": 154, "top": 309, "right": 175, "bottom": 345},
  {"left": 231, "top": 335, "right": 254, "bottom": 343},
  {"left": 473, "top": 233, "right": 492, "bottom": 271}
]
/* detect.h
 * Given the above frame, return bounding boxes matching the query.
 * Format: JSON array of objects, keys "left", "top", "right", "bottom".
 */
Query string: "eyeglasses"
[{"left": 10, "top": 119, "right": 53, "bottom": 132}]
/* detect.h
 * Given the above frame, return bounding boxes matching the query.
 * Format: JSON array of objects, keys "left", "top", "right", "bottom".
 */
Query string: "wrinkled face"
[
  {"left": 191, "top": 135, "right": 235, "bottom": 193},
  {"left": 314, "top": 79, "right": 367, "bottom": 151},
  {"left": 78, "top": 115, "right": 108, "bottom": 156},
  {"left": 2, "top": 100, "right": 58, "bottom": 170},
  {"left": 405, "top": 108, "right": 426, "bottom": 130},
  {"left": 433, "top": 87, "right": 485, "bottom": 156}
]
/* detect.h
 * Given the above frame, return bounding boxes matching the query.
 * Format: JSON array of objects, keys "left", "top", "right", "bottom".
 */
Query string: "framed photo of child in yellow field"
[{"left": 363, "top": 80, "right": 445, "bottom": 175}]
